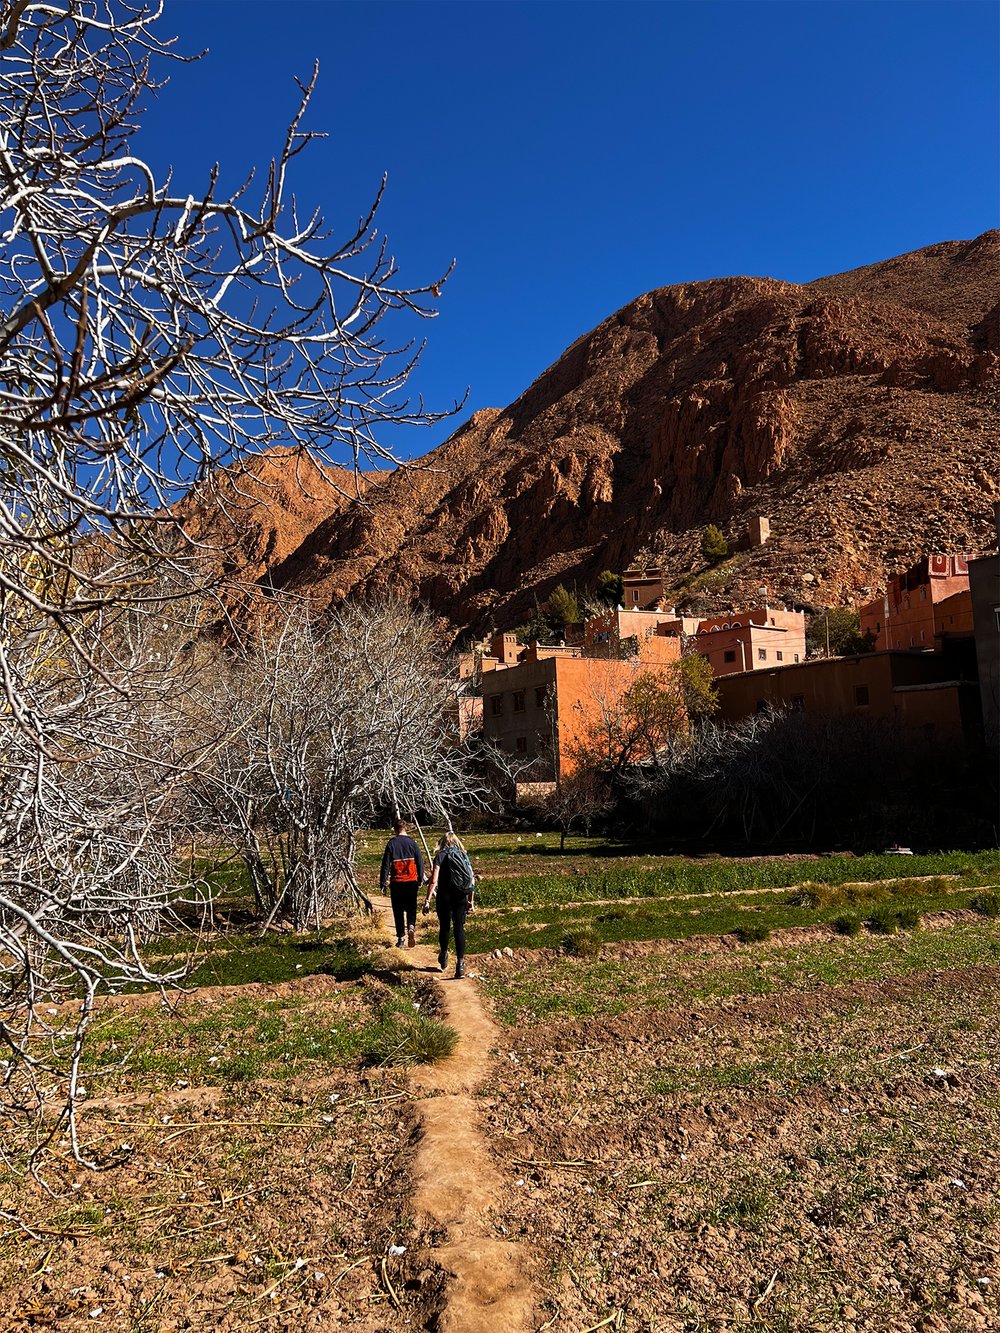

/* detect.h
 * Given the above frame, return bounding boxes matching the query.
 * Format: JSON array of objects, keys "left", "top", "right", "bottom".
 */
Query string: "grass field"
[{"left": 3, "top": 832, "right": 998, "bottom": 1332}]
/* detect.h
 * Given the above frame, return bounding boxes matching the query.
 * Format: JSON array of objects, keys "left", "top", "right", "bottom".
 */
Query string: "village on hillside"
[{"left": 454, "top": 520, "right": 998, "bottom": 798}]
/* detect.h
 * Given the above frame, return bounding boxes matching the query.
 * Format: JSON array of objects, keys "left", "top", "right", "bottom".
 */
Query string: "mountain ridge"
[{"left": 186, "top": 231, "right": 1000, "bottom": 631}]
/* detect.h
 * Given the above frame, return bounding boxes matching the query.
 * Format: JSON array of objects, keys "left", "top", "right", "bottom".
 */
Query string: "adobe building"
[
  {"left": 860, "top": 554, "right": 976, "bottom": 651},
  {"left": 969, "top": 551, "right": 999, "bottom": 746},
  {"left": 480, "top": 638, "right": 682, "bottom": 779},
  {"left": 693, "top": 606, "right": 806, "bottom": 677},
  {"left": 583, "top": 608, "right": 695, "bottom": 661},
  {"left": 622, "top": 566, "right": 665, "bottom": 610},
  {"left": 715, "top": 650, "right": 981, "bottom": 743}
]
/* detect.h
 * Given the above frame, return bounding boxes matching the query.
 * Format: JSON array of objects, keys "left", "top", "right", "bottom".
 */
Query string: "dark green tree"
[
  {"left": 700, "top": 524, "right": 729, "bottom": 563},
  {"left": 806, "top": 607, "right": 874, "bottom": 657},
  {"left": 546, "top": 584, "right": 581, "bottom": 634},
  {"left": 594, "top": 570, "right": 625, "bottom": 607}
]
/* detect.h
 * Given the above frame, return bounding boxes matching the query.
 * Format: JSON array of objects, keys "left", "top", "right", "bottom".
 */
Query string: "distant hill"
[{"left": 186, "top": 231, "right": 1000, "bottom": 631}]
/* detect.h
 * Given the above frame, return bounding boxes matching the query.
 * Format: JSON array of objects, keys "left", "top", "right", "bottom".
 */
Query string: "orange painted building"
[
  {"left": 480, "top": 640, "right": 682, "bottom": 779},
  {"left": 860, "top": 554, "right": 977, "bottom": 651},
  {"left": 583, "top": 608, "right": 693, "bottom": 662},
  {"left": 693, "top": 606, "right": 806, "bottom": 677}
]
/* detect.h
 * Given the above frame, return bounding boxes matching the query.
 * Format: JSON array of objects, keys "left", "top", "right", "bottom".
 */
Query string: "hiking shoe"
[
  {"left": 437, "top": 951, "right": 447, "bottom": 971},
  {"left": 454, "top": 960, "right": 465, "bottom": 980},
  {"left": 395, "top": 936, "right": 405, "bottom": 949},
  {"left": 407, "top": 926, "right": 416, "bottom": 949}
]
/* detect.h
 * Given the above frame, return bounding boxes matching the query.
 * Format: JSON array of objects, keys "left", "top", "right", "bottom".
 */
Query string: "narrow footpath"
[{"left": 373, "top": 896, "right": 537, "bottom": 1333}]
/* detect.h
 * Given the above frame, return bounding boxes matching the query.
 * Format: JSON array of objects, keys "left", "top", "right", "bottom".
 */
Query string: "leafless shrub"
[{"left": 191, "top": 599, "right": 511, "bottom": 928}]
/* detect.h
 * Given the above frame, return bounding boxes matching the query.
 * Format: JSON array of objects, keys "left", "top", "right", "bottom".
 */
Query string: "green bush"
[
  {"left": 971, "top": 892, "right": 1000, "bottom": 918},
  {"left": 735, "top": 924, "right": 771, "bottom": 943},
  {"left": 894, "top": 905, "right": 922, "bottom": 931},
  {"left": 562, "top": 929, "right": 602, "bottom": 959},
  {"left": 868, "top": 903, "right": 921, "bottom": 934},
  {"left": 700, "top": 524, "right": 729, "bottom": 563},
  {"left": 831, "top": 914, "right": 862, "bottom": 937},
  {"left": 367, "top": 1012, "right": 458, "bottom": 1066}
]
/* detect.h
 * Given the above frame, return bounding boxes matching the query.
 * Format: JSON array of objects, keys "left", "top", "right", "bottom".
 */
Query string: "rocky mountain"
[{"left": 188, "top": 231, "right": 1000, "bottom": 631}]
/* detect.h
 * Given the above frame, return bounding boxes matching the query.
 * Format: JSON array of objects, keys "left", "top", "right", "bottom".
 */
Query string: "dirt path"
[{"left": 373, "top": 896, "right": 537, "bottom": 1333}]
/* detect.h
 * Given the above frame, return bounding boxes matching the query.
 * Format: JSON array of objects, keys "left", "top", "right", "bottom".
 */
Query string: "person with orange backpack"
[{"left": 380, "top": 819, "right": 425, "bottom": 948}]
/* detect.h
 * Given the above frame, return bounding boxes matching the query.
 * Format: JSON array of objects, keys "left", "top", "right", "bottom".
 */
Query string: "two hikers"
[
  {"left": 379, "top": 818, "right": 425, "bottom": 949},
  {"left": 423, "top": 832, "right": 475, "bottom": 979}
]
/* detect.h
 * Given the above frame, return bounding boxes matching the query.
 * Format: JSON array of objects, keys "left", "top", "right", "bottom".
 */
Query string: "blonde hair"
[{"left": 437, "top": 831, "right": 462, "bottom": 852}]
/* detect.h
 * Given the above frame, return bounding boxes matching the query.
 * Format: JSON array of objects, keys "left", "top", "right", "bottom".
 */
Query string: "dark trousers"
[
  {"left": 390, "top": 885, "right": 418, "bottom": 938},
  {"left": 437, "top": 898, "right": 467, "bottom": 960}
]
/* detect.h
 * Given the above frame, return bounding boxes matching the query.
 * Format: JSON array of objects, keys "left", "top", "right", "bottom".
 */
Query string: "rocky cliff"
[{"left": 188, "top": 231, "right": 1000, "bottom": 629}]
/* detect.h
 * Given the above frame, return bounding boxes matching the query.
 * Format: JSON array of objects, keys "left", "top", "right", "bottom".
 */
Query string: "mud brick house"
[
  {"left": 860, "top": 554, "right": 976, "bottom": 652},
  {"left": 622, "top": 566, "right": 665, "bottom": 610},
  {"left": 582, "top": 608, "right": 696, "bottom": 660},
  {"left": 693, "top": 606, "right": 806, "bottom": 677},
  {"left": 969, "top": 550, "right": 1000, "bottom": 746},
  {"left": 715, "top": 650, "right": 982, "bottom": 743},
  {"left": 479, "top": 637, "right": 682, "bottom": 779}
]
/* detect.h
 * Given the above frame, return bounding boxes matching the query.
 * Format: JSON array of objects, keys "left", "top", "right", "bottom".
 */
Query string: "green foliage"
[
  {"left": 480, "top": 848, "right": 1000, "bottom": 910},
  {"left": 832, "top": 914, "right": 863, "bottom": 937},
  {"left": 700, "top": 523, "right": 729, "bottom": 562},
  {"left": 562, "top": 929, "right": 602, "bottom": 958},
  {"left": 546, "top": 583, "right": 580, "bottom": 632},
  {"left": 735, "top": 923, "right": 771, "bottom": 943},
  {"left": 806, "top": 607, "right": 873, "bottom": 657},
  {"left": 679, "top": 651, "right": 719, "bottom": 719},
  {"left": 366, "top": 1011, "right": 458, "bottom": 1065},
  {"left": 868, "top": 902, "right": 922, "bottom": 934},
  {"left": 971, "top": 891, "right": 1000, "bottom": 918},
  {"left": 594, "top": 570, "right": 624, "bottom": 606}
]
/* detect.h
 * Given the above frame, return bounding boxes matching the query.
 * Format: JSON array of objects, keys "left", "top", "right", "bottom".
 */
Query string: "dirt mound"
[{"left": 188, "top": 233, "right": 1000, "bottom": 630}]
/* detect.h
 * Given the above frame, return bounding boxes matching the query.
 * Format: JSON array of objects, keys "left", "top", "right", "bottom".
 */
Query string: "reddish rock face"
[{"left": 186, "top": 232, "right": 1000, "bottom": 630}]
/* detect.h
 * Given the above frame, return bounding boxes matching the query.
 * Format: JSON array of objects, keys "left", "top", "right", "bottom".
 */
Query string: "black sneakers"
[
  {"left": 437, "top": 950, "right": 447, "bottom": 971},
  {"left": 454, "top": 960, "right": 465, "bottom": 980}
]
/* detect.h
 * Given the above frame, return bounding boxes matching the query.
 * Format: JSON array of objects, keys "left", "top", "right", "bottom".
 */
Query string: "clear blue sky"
[{"left": 149, "top": 0, "right": 998, "bottom": 459}]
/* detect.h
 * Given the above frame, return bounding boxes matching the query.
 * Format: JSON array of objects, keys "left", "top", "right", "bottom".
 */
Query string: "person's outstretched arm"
[{"left": 379, "top": 842, "right": 392, "bottom": 893}]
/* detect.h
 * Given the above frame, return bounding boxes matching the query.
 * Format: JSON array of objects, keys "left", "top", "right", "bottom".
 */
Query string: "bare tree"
[
  {"left": 192, "top": 600, "right": 502, "bottom": 929},
  {"left": 0, "top": 1, "right": 458, "bottom": 1182}
]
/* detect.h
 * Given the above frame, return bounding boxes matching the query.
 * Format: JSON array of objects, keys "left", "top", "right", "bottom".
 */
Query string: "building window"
[
  {"left": 776, "top": 651, "right": 783, "bottom": 662},
  {"left": 855, "top": 685, "right": 870, "bottom": 706},
  {"left": 723, "top": 649, "right": 736, "bottom": 663},
  {"left": 793, "top": 653, "right": 800, "bottom": 663},
  {"left": 791, "top": 694, "right": 805, "bottom": 711},
  {"left": 758, "top": 648, "right": 767, "bottom": 661},
  {"left": 920, "top": 630, "right": 924, "bottom": 641},
  {"left": 515, "top": 736, "right": 528, "bottom": 753},
  {"left": 910, "top": 636, "right": 915, "bottom": 647},
  {"left": 534, "top": 686, "right": 547, "bottom": 708},
  {"left": 920, "top": 586, "right": 926, "bottom": 600},
  {"left": 490, "top": 695, "right": 504, "bottom": 716},
  {"left": 513, "top": 690, "right": 525, "bottom": 713}
]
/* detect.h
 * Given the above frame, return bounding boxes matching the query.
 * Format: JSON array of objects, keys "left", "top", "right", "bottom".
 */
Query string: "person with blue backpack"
[{"left": 422, "top": 831, "right": 475, "bottom": 978}]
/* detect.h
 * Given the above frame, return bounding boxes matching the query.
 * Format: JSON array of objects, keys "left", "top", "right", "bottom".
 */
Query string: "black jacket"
[{"left": 380, "top": 835, "right": 425, "bottom": 891}]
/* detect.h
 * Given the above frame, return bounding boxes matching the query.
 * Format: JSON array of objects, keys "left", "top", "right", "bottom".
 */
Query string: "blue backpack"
[{"left": 438, "top": 846, "right": 475, "bottom": 898}]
